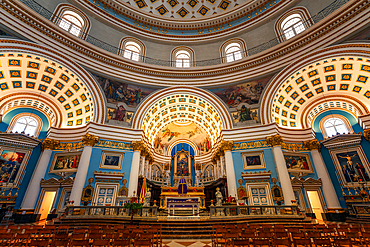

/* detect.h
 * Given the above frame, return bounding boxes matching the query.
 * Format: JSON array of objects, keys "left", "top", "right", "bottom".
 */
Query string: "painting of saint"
[
  {"left": 336, "top": 151, "right": 370, "bottom": 183},
  {"left": 0, "top": 150, "right": 26, "bottom": 184},
  {"left": 113, "top": 104, "right": 126, "bottom": 121},
  {"left": 92, "top": 74, "right": 155, "bottom": 107},
  {"left": 245, "top": 155, "right": 261, "bottom": 167},
  {"left": 51, "top": 153, "right": 81, "bottom": 172},
  {"left": 176, "top": 152, "right": 189, "bottom": 176},
  {"left": 283, "top": 153, "right": 312, "bottom": 172},
  {"left": 242, "top": 152, "right": 265, "bottom": 169}
]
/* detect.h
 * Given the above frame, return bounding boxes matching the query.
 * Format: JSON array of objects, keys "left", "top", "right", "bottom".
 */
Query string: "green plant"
[{"left": 124, "top": 202, "right": 143, "bottom": 210}]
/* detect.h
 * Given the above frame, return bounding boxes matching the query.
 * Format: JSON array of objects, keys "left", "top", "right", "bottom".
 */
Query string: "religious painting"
[
  {"left": 283, "top": 152, "right": 313, "bottom": 173},
  {"left": 233, "top": 108, "right": 258, "bottom": 123},
  {"left": 330, "top": 147, "right": 370, "bottom": 186},
  {"left": 242, "top": 151, "right": 265, "bottom": 170},
  {"left": 175, "top": 151, "right": 190, "bottom": 177},
  {"left": 153, "top": 121, "right": 211, "bottom": 155},
  {"left": 210, "top": 75, "right": 273, "bottom": 108},
  {"left": 0, "top": 149, "right": 29, "bottom": 185},
  {"left": 92, "top": 74, "right": 155, "bottom": 108},
  {"left": 100, "top": 151, "right": 123, "bottom": 170},
  {"left": 50, "top": 152, "right": 81, "bottom": 173}
]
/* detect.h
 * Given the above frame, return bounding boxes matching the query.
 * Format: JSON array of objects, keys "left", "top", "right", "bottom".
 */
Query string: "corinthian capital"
[
  {"left": 363, "top": 129, "right": 370, "bottom": 142},
  {"left": 131, "top": 141, "right": 145, "bottom": 152},
  {"left": 266, "top": 134, "right": 283, "bottom": 147},
  {"left": 304, "top": 140, "right": 321, "bottom": 151},
  {"left": 221, "top": 141, "right": 234, "bottom": 152},
  {"left": 41, "top": 138, "right": 60, "bottom": 151},
  {"left": 82, "top": 133, "right": 99, "bottom": 147}
]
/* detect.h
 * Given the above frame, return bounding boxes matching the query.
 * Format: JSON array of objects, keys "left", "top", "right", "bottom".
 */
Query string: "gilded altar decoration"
[
  {"left": 82, "top": 133, "right": 99, "bottom": 147},
  {"left": 233, "top": 141, "right": 269, "bottom": 150},
  {"left": 131, "top": 141, "right": 145, "bottom": 152},
  {"left": 49, "top": 152, "right": 81, "bottom": 173},
  {"left": 41, "top": 138, "right": 60, "bottom": 151},
  {"left": 266, "top": 134, "right": 283, "bottom": 147},
  {"left": 220, "top": 140, "right": 234, "bottom": 151},
  {"left": 81, "top": 177, "right": 94, "bottom": 203},
  {"left": 363, "top": 129, "right": 370, "bottom": 143},
  {"left": 271, "top": 177, "right": 284, "bottom": 203},
  {"left": 304, "top": 140, "right": 321, "bottom": 151}
]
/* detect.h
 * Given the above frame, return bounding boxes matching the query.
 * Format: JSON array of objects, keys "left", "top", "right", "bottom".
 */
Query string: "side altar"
[{"left": 159, "top": 186, "right": 206, "bottom": 210}]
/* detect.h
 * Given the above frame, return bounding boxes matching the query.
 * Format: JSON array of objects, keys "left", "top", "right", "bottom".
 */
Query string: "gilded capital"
[
  {"left": 131, "top": 141, "right": 145, "bottom": 152},
  {"left": 41, "top": 138, "right": 60, "bottom": 151},
  {"left": 221, "top": 141, "right": 234, "bottom": 152},
  {"left": 266, "top": 134, "right": 283, "bottom": 147},
  {"left": 363, "top": 129, "right": 370, "bottom": 142},
  {"left": 81, "top": 133, "right": 99, "bottom": 147},
  {"left": 304, "top": 140, "right": 321, "bottom": 151}
]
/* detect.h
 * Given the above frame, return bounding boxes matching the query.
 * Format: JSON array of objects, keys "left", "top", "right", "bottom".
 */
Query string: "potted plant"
[{"left": 124, "top": 202, "right": 143, "bottom": 224}]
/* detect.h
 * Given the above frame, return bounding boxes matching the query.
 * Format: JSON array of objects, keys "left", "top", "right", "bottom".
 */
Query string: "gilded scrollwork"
[
  {"left": 304, "top": 140, "right": 321, "bottom": 151},
  {"left": 220, "top": 141, "right": 234, "bottom": 152},
  {"left": 41, "top": 138, "right": 60, "bottom": 151},
  {"left": 266, "top": 134, "right": 283, "bottom": 147},
  {"left": 131, "top": 141, "right": 145, "bottom": 152},
  {"left": 81, "top": 133, "right": 99, "bottom": 147},
  {"left": 363, "top": 129, "right": 370, "bottom": 143}
]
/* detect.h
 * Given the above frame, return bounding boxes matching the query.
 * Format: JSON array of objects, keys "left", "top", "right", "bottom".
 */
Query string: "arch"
[
  {"left": 201, "top": 163, "right": 214, "bottom": 177},
  {"left": 166, "top": 139, "right": 200, "bottom": 156},
  {"left": 0, "top": 41, "right": 106, "bottom": 128},
  {"left": 52, "top": 4, "right": 91, "bottom": 39},
  {"left": 260, "top": 45, "right": 370, "bottom": 129},
  {"left": 319, "top": 114, "right": 353, "bottom": 138},
  {"left": 220, "top": 38, "right": 247, "bottom": 63},
  {"left": 171, "top": 47, "right": 195, "bottom": 68},
  {"left": 7, "top": 113, "right": 42, "bottom": 137},
  {"left": 118, "top": 37, "right": 146, "bottom": 62},
  {"left": 274, "top": 7, "right": 313, "bottom": 42}
]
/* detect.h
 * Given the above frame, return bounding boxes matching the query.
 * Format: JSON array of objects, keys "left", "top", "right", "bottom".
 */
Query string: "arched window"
[
  {"left": 52, "top": 4, "right": 91, "bottom": 39},
  {"left": 275, "top": 7, "right": 313, "bottom": 42},
  {"left": 59, "top": 11, "right": 83, "bottom": 36},
  {"left": 119, "top": 38, "right": 146, "bottom": 62},
  {"left": 220, "top": 39, "right": 247, "bottom": 63},
  {"left": 281, "top": 14, "right": 305, "bottom": 40},
  {"left": 171, "top": 47, "right": 195, "bottom": 68},
  {"left": 176, "top": 50, "right": 191, "bottom": 68},
  {"left": 323, "top": 118, "right": 349, "bottom": 137},
  {"left": 12, "top": 116, "right": 38, "bottom": 136}
]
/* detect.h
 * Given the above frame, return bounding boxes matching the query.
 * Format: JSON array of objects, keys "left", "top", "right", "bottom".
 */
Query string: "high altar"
[{"left": 159, "top": 186, "right": 206, "bottom": 210}]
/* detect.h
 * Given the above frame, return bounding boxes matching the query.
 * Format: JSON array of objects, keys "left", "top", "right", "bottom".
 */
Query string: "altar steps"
[{"left": 160, "top": 222, "right": 213, "bottom": 239}]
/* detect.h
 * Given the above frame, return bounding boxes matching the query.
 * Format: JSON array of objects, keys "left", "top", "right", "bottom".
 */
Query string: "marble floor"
[{"left": 162, "top": 239, "right": 212, "bottom": 247}]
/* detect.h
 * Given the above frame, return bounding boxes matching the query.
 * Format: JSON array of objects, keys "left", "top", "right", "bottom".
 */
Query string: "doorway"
[
  {"left": 307, "top": 191, "right": 324, "bottom": 221},
  {"left": 38, "top": 191, "right": 56, "bottom": 220}
]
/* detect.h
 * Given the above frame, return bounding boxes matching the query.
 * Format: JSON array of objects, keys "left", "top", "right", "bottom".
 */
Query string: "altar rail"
[
  {"left": 65, "top": 206, "right": 158, "bottom": 220},
  {"left": 209, "top": 205, "right": 301, "bottom": 219}
]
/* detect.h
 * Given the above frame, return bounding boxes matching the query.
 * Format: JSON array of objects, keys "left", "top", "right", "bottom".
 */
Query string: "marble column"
[
  {"left": 22, "top": 139, "right": 60, "bottom": 210},
  {"left": 140, "top": 156, "right": 146, "bottom": 177},
  {"left": 221, "top": 141, "right": 237, "bottom": 197},
  {"left": 305, "top": 140, "right": 342, "bottom": 209},
  {"left": 128, "top": 141, "right": 144, "bottom": 197},
  {"left": 148, "top": 164, "right": 152, "bottom": 180},
  {"left": 145, "top": 160, "right": 149, "bottom": 179},
  {"left": 70, "top": 134, "right": 99, "bottom": 205},
  {"left": 220, "top": 156, "right": 225, "bottom": 177},
  {"left": 267, "top": 134, "right": 295, "bottom": 205}
]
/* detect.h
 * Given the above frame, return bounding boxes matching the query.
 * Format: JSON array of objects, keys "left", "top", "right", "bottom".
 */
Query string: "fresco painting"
[
  {"left": 153, "top": 122, "right": 211, "bottom": 155},
  {"left": 0, "top": 150, "right": 25, "bottom": 183},
  {"left": 93, "top": 74, "right": 155, "bottom": 107},
  {"left": 210, "top": 76, "right": 273, "bottom": 108}
]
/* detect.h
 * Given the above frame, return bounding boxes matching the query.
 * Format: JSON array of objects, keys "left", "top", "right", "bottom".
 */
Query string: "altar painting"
[
  {"left": 210, "top": 75, "right": 272, "bottom": 108},
  {"left": 175, "top": 151, "right": 190, "bottom": 177},
  {"left": 153, "top": 122, "right": 211, "bottom": 155},
  {"left": 330, "top": 147, "right": 370, "bottom": 186},
  {"left": 283, "top": 152, "right": 313, "bottom": 173},
  {"left": 50, "top": 152, "right": 81, "bottom": 173},
  {"left": 0, "top": 149, "right": 27, "bottom": 184}
]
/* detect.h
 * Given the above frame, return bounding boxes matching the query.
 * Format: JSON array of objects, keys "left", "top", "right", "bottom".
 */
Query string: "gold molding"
[
  {"left": 82, "top": 133, "right": 99, "bottom": 147},
  {"left": 266, "top": 134, "right": 283, "bottom": 147},
  {"left": 41, "top": 138, "right": 60, "bottom": 151},
  {"left": 304, "top": 140, "right": 321, "bottom": 151},
  {"left": 220, "top": 140, "right": 234, "bottom": 152},
  {"left": 363, "top": 129, "right": 370, "bottom": 143},
  {"left": 131, "top": 141, "right": 145, "bottom": 152}
]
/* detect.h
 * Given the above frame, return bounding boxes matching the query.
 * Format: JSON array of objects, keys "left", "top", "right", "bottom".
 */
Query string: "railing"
[
  {"left": 209, "top": 205, "right": 301, "bottom": 218},
  {"left": 12, "top": 0, "right": 350, "bottom": 67},
  {"left": 65, "top": 205, "right": 158, "bottom": 218}
]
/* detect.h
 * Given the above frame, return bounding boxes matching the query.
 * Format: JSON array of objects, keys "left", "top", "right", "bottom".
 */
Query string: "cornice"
[
  {"left": 76, "top": 0, "right": 290, "bottom": 37},
  {"left": 0, "top": 0, "right": 368, "bottom": 87}
]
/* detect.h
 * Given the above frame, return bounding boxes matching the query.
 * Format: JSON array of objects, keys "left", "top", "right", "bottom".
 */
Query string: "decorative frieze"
[
  {"left": 220, "top": 141, "right": 234, "bottom": 152},
  {"left": 82, "top": 133, "right": 99, "bottom": 147},
  {"left": 241, "top": 170, "right": 271, "bottom": 182},
  {"left": 266, "top": 134, "right": 283, "bottom": 147},
  {"left": 304, "top": 140, "right": 321, "bottom": 151},
  {"left": 0, "top": 132, "right": 41, "bottom": 149},
  {"left": 41, "top": 138, "right": 60, "bottom": 151}
]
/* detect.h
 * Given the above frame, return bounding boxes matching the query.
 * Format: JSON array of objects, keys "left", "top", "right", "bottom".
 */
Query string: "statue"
[
  {"left": 215, "top": 187, "right": 223, "bottom": 206},
  {"left": 195, "top": 170, "right": 200, "bottom": 187},
  {"left": 143, "top": 188, "right": 151, "bottom": 207}
]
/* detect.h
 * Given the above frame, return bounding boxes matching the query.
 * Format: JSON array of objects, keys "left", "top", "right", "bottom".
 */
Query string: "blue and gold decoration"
[
  {"left": 178, "top": 176, "right": 188, "bottom": 195},
  {"left": 135, "top": 0, "right": 148, "bottom": 8},
  {"left": 327, "top": 84, "right": 336, "bottom": 91},
  {"left": 364, "top": 90, "right": 370, "bottom": 99},
  {"left": 357, "top": 75, "right": 368, "bottom": 83},
  {"left": 26, "top": 71, "right": 37, "bottom": 79},
  {"left": 12, "top": 81, "right": 21, "bottom": 88},
  {"left": 341, "top": 74, "right": 352, "bottom": 81},
  {"left": 8, "top": 59, "right": 20, "bottom": 66},
  {"left": 64, "top": 104, "right": 71, "bottom": 110},
  {"left": 26, "top": 82, "right": 35, "bottom": 89},
  {"left": 299, "top": 84, "right": 309, "bottom": 92},
  {"left": 187, "top": 0, "right": 198, "bottom": 8},
  {"left": 197, "top": 5, "right": 209, "bottom": 16},
  {"left": 65, "top": 89, "right": 74, "bottom": 98},
  {"left": 340, "top": 84, "right": 349, "bottom": 90},
  {"left": 218, "top": 0, "right": 230, "bottom": 10},
  {"left": 290, "top": 91, "right": 298, "bottom": 100},
  {"left": 80, "top": 93, "right": 87, "bottom": 102},
  {"left": 0, "top": 82, "right": 9, "bottom": 91},
  {"left": 9, "top": 70, "right": 21, "bottom": 78},
  {"left": 58, "top": 96, "right": 66, "bottom": 103},
  {"left": 206, "top": 0, "right": 216, "bottom": 4},
  {"left": 325, "top": 75, "right": 335, "bottom": 82},
  {"left": 54, "top": 81, "right": 65, "bottom": 90},
  {"left": 324, "top": 65, "right": 335, "bottom": 72},
  {"left": 342, "top": 64, "right": 353, "bottom": 70},
  {"left": 41, "top": 75, "right": 52, "bottom": 83},
  {"left": 305, "top": 92, "right": 314, "bottom": 98},
  {"left": 49, "top": 89, "right": 58, "bottom": 97},
  {"left": 177, "top": 7, "right": 189, "bottom": 17},
  {"left": 168, "top": 0, "right": 179, "bottom": 8},
  {"left": 27, "top": 61, "right": 39, "bottom": 69},
  {"left": 353, "top": 86, "right": 362, "bottom": 93},
  {"left": 38, "top": 84, "right": 48, "bottom": 92},
  {"left": 315, "top": 87, "right": 323, "bottom": 94},
  {"left": 45, "top": 66, "right": 56, "bottom": 75}
]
